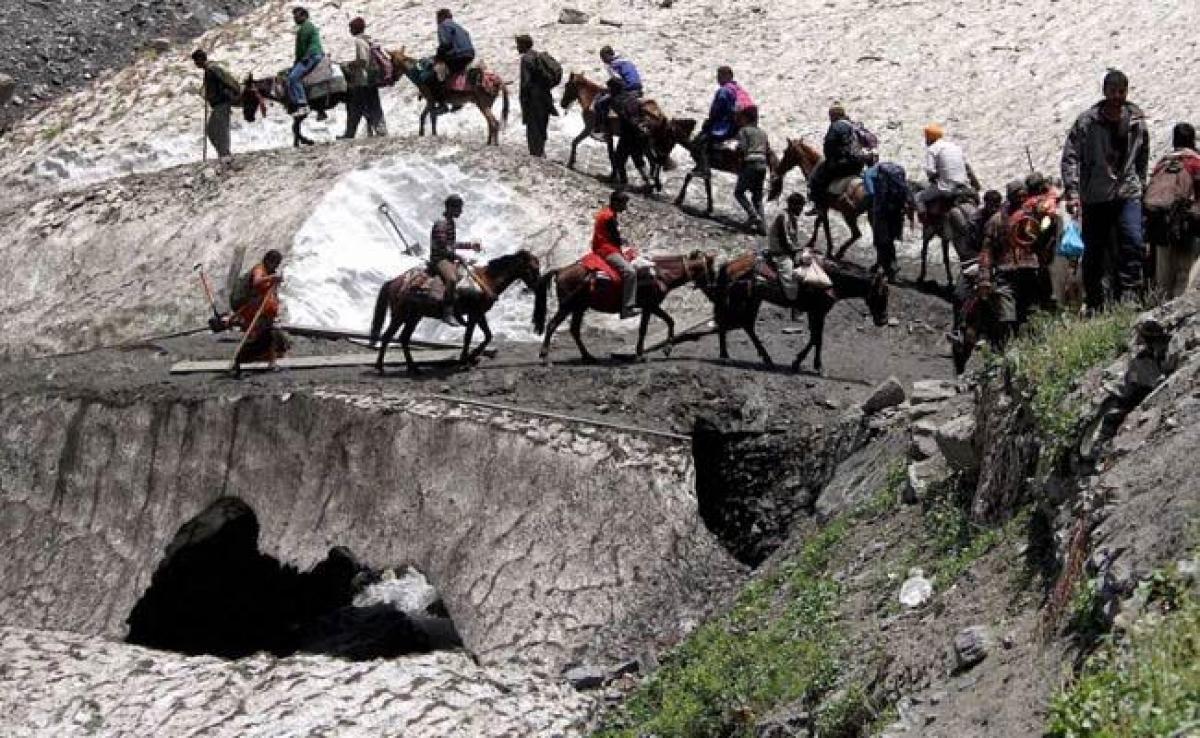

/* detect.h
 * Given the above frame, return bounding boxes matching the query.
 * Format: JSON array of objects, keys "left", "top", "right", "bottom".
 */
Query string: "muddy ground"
[{"left": 7, "top": 283, "right": 952, "bottom": 435}]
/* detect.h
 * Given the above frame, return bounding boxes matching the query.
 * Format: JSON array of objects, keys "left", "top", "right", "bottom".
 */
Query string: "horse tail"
[
  {"left": 500, "top": 82, "right": 510, "bottom": 128},
  {"left": 369, "top": 279, "right": 392, "bottom": 347},
  {"left": 532, "top": 269, "right": 557, "bottom": 335}
]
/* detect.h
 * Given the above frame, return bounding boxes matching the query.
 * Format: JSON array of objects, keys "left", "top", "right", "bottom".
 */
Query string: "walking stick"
[
  {"left": 229, "top": 284, "right": 276, "bottom": 375},
  {"left": 194, "top": 263, "right": 227, "bottom": 332},
  {"left": 203, "top": 99, "right": 209, "bottom": 162}
]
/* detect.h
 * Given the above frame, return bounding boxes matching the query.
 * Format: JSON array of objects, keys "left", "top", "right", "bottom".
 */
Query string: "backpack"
[
  {"left": 873, "top": 162, "right": 908, "bottom": 214},
  {"left": 731, "top": 83, "right": 755, "bottom": 113},
  {"left": 229, "top": 270, "right": 254, "bottom": 312},
  {"left": 211, "top": 63, "right": 243, "bottom": 104},
  {"left": 1144, "top": 156, "right": 1195, "bottom": 245},
  {"left": 369, "top": 42, "right": 395, "bottom": 86},
  {"left": 851, "top": 121, "right": 880, "bottom": 152},
  {"left": 1008, "top": 194, "right": 1058, "bottom": 262},
  {"left": 534, "top": 51, "right": 563, "bottom": 88}
]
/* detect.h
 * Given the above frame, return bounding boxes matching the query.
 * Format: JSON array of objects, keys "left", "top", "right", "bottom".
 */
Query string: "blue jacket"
[
  {"left": 704, "top": 84, "right": 737, "bottom": 139},
  {"left": 607, "top": 58, "right": 642, "bottom": 93},
  {"left": 437, "top": 19, "right": 474, "bottom": 60}
]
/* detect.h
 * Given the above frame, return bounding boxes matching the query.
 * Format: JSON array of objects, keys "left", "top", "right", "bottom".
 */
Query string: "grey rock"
[
  {"left": 563, "top": 664, "right": 606, "bottom": 691},
  {"left": 816, "top": 429, "right": 909, "bottom": 521},
  {"left": 149, "top": 37, "right": 172, "bottom": 52},
  {"left": 910, "top": 379, "right": 958, "bottom": 405},
  {"left": 935, "top": 414, "right": 977, "bottom": 472},
  {"left": 953, "top": 625, "right": 992, "bottom": 671},
  {"left": 863, "top": 376, "right": 906, "bottom": 414},
  {"left": 0, "top": 73, "right": 14, "bottom": 108},
  {"left": 558, "top": 8, "right": 590, "bottom": 24}
]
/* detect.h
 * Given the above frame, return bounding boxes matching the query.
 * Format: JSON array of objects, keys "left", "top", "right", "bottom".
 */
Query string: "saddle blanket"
[
  {"left": 581, "top": 251, "right": 656, "bottom": 283},
  {"left": 395, "top": 265, "right": 482, "bottom": 302},
  {"left": 302, "top": 56, "right": 337, "bottom": 86},
  {"left": 827, "top": 176, "right": 861, "bottom": 197}
]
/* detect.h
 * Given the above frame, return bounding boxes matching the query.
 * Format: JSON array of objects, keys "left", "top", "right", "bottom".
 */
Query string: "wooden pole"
[{"left": 229, "top": 286, "right": 275, "bottom": 374}]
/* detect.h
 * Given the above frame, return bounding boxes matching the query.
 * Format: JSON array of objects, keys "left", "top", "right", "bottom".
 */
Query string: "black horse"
[{"left": 241, "top": 72, "right": 349, "bottom": 147}]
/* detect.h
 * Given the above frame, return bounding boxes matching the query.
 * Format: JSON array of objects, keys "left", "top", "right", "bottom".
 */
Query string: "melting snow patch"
[{"left": 283, "top": 154, "right": 556, "bottom": 343}]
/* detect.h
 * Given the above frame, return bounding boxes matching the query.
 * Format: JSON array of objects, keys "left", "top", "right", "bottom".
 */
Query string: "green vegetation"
[
  {"left": 40, "top": 122, "right": 67, "bottom": 141},
  {"left": 1002, "top": 306, "right": 1138, "bottom": 466},
  {"left": 596, "top": 521, "right": 850, "bottom": 737},
  {"left": 919, "top": 475, "right": 1012, "bottom": 588},
  {"left": 1048, "top": 566, "right": 1199, "bottom": 738}
]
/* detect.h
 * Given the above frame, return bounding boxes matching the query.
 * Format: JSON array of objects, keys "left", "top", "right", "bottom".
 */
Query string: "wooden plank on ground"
[
  {"left": 169, "top": 350, "right": 460, "bottom": 375},
  {"left": 610, "top": 319, "right": 716, "bottom": 360},
  {"left": 281, "top": 324, "right": 497, "bottom": 357}
]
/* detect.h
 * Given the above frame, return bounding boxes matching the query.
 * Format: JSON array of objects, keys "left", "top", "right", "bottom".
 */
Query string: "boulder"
[
  {"left": 558, "top": 8, "right": 590, "bottom": 24},
  {"left": 910, "top": 379, "right": 958, "bottom": 405},
  {"left": 562, "top": 664, "right": 606, "bottom": 691},
  {"left": 935, "top": 414, "right": 977, "bottom": 472},
  {"left": 904, "top": 456, "right": 947, "bottom": 503},
  {"left": 816, "top": 430, "right": 909, "bottom": 521},
  {"left": 862, "top": 376, "right": 906, "bottom": 414},
  {"left": 149, "top": 38, "right": 172, "bottom": 53},
  {"left": 0, "top": 74, "right": 14, "bottom": 108},
  {"left": 899, "top": 568, "right": 932, "bottom": 607},
  {"left": 953, "top": 625, "right": 992, "bottom": 671}
]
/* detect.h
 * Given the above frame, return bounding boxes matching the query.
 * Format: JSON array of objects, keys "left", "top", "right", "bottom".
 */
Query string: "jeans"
[
  {"left": 287, "top": 53, "right": 324, "bottom": 106},
  {"left": 605, "top": 253, "right": 638, "bottom": 310},
  {"left": 734, "top": 162, "right": 767, "bottom": 225},
  {"left": 1081, "top": 199, "right": 1144, "bottom": 310}
]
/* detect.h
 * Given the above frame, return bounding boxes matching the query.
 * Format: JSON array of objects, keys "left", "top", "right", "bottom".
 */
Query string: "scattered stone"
[
  {"left": 149, "top": 38, "right": 172, "bottom": 53},
  {"left": 558, "top": 8, "right": 590, "bottom": 24},
  {"left": 599, "top": 18, "right": 623, "bottom": 27},
  {"left": 610, "top": 659, "right": 639, "bottom": 679},
  {"left": 562, "top": 664, "right": 605, "bottom": 691},
  {"left": 910, "top": 379, "right": 958, "bottom": 405},
  {"left": 953, "top": 625, "right": 992, "bottom": 671},
  {"left": 899, "top": 568, "right": 933, "bottom": 607},
  {"left": 935, "top": 414, "right": 977, "bottom": 472},
  {"left": 862, "top": 376, "right": 906, "bottom": 414}
]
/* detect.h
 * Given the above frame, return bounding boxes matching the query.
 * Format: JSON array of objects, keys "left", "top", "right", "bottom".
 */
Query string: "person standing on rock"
[
  {"left": 516, "top": 34, "right": 558, "bottom": 157},
  {"left": 192, "top": 50, "right": 240, "bottom": 160},
  {"left": 340, "top": 17, "right": 387, "bottom": 139},
  {"left": 430, "top": 194, "right": 482, "bottom": 326},
  {"left": 288, "top": 7, "right": 325, "bottom": 119},
  {"left": 1060, "top": 69, "right": 1150, "bottom": 311},
  {"left": 592, "top": 190, "right": 640, "bottom": 319}
]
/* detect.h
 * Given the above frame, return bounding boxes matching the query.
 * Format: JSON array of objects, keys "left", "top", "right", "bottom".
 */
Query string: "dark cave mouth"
[{"left": 125, "top": 497, "right": 462, "bottom": 661}]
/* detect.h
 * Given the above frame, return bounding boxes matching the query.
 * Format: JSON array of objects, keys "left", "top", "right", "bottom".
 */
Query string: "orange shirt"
[{"left": 236, "top": 263, "right": 280, "bottom": 328}]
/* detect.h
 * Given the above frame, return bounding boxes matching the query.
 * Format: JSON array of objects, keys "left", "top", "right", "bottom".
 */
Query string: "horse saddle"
[
  {"left": 281, "top": 57, "right": 347, "bottom": 101},
  {"left": 581, "top": 252, "right": 657, "bottom": 285},
  {"left": 827, "top": 176, "right": 862, "bottom": 198},
  {"left": 302, "top": 56, "right": 336, "bottom": 86},
  {"left": 398, "top": 264, "right": 481, "bottom": 302}
]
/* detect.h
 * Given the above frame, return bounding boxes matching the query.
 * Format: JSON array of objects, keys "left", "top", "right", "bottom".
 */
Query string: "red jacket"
[{"left": 591, "top": 206, "right": 624, "bottom": 259}]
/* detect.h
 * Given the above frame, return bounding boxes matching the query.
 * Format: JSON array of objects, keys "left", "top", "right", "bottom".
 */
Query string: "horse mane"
[{"left": 485, "top": 250, "right": 529, "bottom": 273}]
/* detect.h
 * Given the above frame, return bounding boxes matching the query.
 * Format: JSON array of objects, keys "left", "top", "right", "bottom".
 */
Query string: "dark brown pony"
[
  {"left": 768, "top": 138, "right": 869, "bottom": 258},
  {"left": 369, "top": 251, "right": 540, "bottom": 374},
  {"left": 532, "top": 252, "right": 715, "bottom": 363},
  {"left": 674, "top": 117, "right": 778, "bottom": 215},
  {"left": 241, "top": 72, "right": 350, "bottom": 147},
  {"left": 704, "top": 253, "right": 889, "bottom": 374},
  {"left": 560, "top": 72, "right": 685, "bottom": 191},
  {"left": 390, "top": 48, "right": 509, "bottom": 145}
]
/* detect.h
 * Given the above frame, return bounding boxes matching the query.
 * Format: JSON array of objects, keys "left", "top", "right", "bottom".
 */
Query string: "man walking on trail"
[
  {"left": 977, "top": 180, "right": 1042, "bottom": 345},
  {"left": 233, "top": 249, "right": 290, "bottom": 368},
  {"left": 767, "top": 193, "right": 807, "bottom": 299},
  {"left": 808, "top": 104, "right": 864, "bottom": 212},
  {"left": 288, "top": 7, "right": 324, "bottom": 118},
  {"left": 516, "top": 34, "right": 557, "bottom": 157},
  {"left": 192, "top": 50, "right": 239, "bottom": 159},
  {"left": 734, "top": 106, "right": 770, "bottom": 233},
  {"left": 1061, "top": 69, "right": 1150, "bottom": 311},
  {"left": 430, "top": 194, "right": 482, "bottom": 326},
  {"left": 340, "top": 17, "right": 387, "bottom": 139},
  {"left": 690, "top": 66, "right": 751, "bottom": 175},
  {"left": 1145, "top": 122, "right": 1200, "bottom": 298},
  {"left": 593, "top": 190, "right": 640, "bottom": 319}
]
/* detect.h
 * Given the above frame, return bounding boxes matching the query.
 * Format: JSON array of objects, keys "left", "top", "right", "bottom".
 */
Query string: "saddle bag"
[{"left": 794, "top": 250, "right": 833, "bottom": 289}]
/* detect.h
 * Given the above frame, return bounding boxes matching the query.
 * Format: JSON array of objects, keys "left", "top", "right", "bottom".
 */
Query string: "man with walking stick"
[{"left": 192, "top": 49, "right": 241, "bottom": 161}]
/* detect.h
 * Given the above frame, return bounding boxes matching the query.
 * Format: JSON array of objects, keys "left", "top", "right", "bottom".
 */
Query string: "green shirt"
[{"left": 295, "top": 20, "right": 323, "bottom": 62}]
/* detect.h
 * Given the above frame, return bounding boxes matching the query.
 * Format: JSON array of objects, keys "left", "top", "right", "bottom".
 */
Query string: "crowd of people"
[{"left": 196, "top": 8, "right": 1200, "bottom": 367}]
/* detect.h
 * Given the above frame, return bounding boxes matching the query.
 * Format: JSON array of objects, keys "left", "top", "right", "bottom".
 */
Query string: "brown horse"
[
  {"left": 369, "top": 251, "right": 540, "bottom": 374},
  {"left": 703, "top": 252, "right": 889, "bottom": 374},
  {"left": 768, "top": 138, "right": 869, "bottom": 258},
  {"left": 532, "top": 252, "right": 715, "bottom": 364},
  {"left": 560, "top": 73, "right": 685, "bottom": 191},
  {"left": 241, "top": 72, "right": 350, "bottom": 147},
  {"left": 389, "top": 48, "right": 509, "bottom": 145}
]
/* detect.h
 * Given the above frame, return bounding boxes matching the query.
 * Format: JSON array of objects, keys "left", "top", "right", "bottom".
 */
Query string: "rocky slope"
[{"left": 0, "top": 0, "right": 263, "bottom": 132}]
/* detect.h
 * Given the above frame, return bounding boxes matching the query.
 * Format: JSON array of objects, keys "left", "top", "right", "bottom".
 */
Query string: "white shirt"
[{"left": 925, "top": 139, "right": 970, "bottom": 192}]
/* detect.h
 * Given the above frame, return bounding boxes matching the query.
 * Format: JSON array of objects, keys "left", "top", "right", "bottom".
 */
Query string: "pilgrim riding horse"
[
  {"left": 369, "top": 250, "right": 540, "bottom": 374},
  {"left": 241, "top": 64, "right": 350, "bottom": 148},
  {"left": 768, "top": 138, "right": 869, "bottom": 259},
  {"left": 674, "top": 115, "right": 777, "bottom": 218},
  {"left": 704, "top": 252, "right": 889, "bottom": 374},
  {"left": 389, "top": 48, "right": 509, "bottom": 145},
  {"left": 532, "top": 251, "right": 715, "bottom": 364}
]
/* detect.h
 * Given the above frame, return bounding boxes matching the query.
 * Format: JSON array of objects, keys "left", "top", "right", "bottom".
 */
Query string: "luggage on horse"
[
  {"left": 394, "top": 263, "right": 482, "bottom": 304},
  {"left": 285, "top": 57, "right": 347, "bottom": 104},
  {"left": 794, "top": 249, "right": 833, "bottom": 289},
  {"left": 1144, "top": 157, "right": 1196, "bottom": 246}
]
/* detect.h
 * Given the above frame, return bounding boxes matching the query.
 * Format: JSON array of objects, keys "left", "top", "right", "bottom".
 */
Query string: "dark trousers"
[
  {"left": 870, "top": 207, "right": 904, "bottom": 276},
  {"left": 734, "top": 163, "right": 768, "bottom": 224},
  {"left": 524, "top": 107, "right": 550, "bottom": 156},
  {"left": 344, "top": 87, "right": 387, "bottom": 138},
  {"left": 206, "top": 102, "right": 232, "bottom": 158},
  {"left": 1081, "top": 199, "right": 1144, "bottom": 310},
  {"left": 689, "top": 131, "right": 732, "bottom": 174},
  {"left": 809, "top": 159, "right": 863, "bottom": 205}
]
